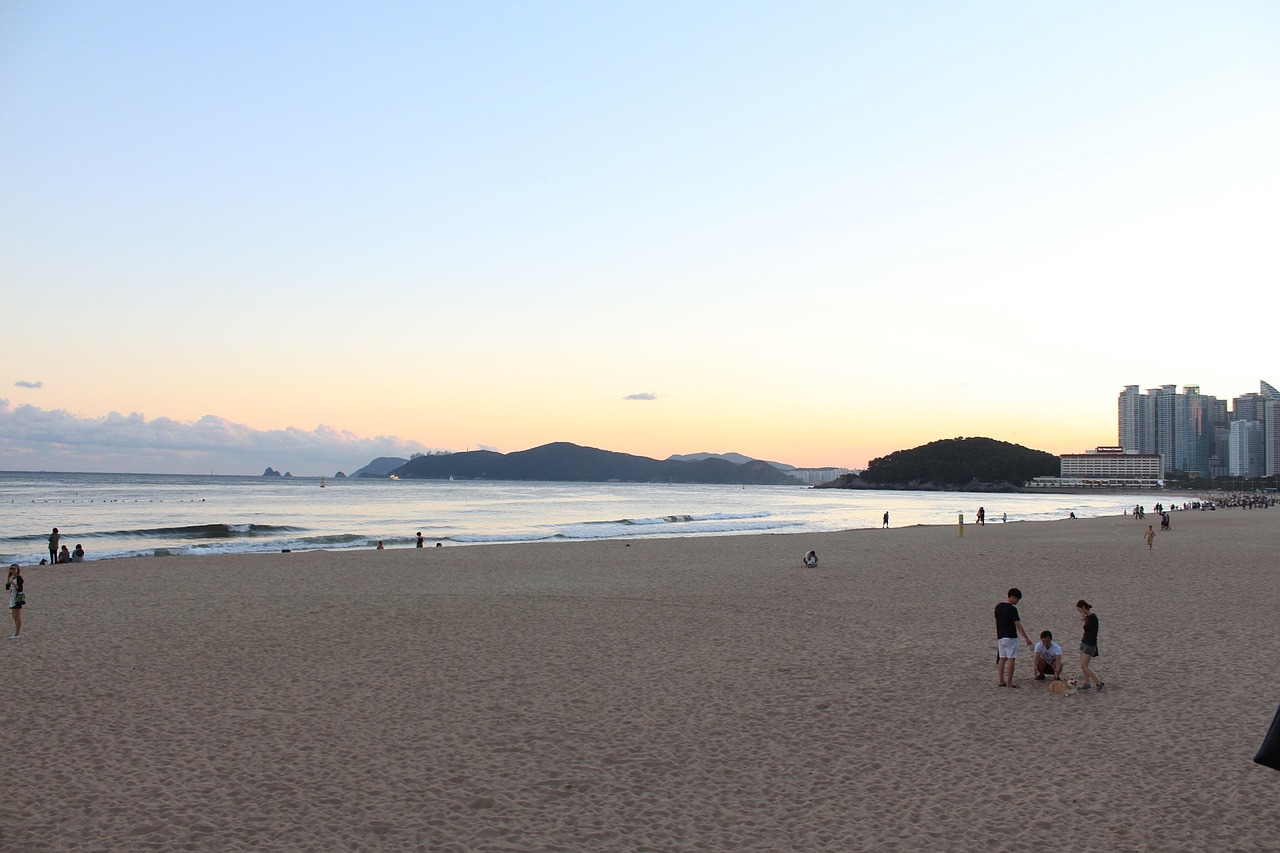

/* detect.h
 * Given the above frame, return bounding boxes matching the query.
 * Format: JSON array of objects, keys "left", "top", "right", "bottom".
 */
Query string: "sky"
[{"left": 2, "top": 2, "right": 1277, "bottom": 475}]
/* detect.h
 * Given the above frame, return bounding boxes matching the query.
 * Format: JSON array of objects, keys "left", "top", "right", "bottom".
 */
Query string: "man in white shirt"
[{"left": 1033, "top": 630, "right": 1064, "bottom": 681}]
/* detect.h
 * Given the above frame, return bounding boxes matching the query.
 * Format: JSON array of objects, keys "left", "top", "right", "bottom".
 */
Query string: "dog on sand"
[{"left": 1047, "top": 677, "right": 1079, "bottom": 696}]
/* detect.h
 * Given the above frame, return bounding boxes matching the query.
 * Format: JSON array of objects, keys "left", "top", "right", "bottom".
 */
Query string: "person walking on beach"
[
  {"left": 48, "top": 527, "right": 59, "bottom": 566},
  {"left": 882, "top": 511, "right": 890, "bottom": 529},
  {"left": 1145, "top": 525, "right": 1155, "bottom": 549},
  {"left": 995, "top": 588, "right": 1034, "bottom": 687},
  {"left": 6, "top": 564, "right": 24, "bottom": 639},
  {"left": 1076, "top": 600, "right": 1104, "bottom": 691}
]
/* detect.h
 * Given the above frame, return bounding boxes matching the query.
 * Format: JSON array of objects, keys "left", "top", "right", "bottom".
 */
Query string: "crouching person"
[{"left": 1033, "top": 630, "right": 1064, "bottom": 681}]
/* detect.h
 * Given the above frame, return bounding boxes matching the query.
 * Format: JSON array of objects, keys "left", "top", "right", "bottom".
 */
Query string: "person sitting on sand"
[
  {"left": 376, "top": 541, "right": 385, "bottom": 550},
  {"left": 57, "top": 545, "right": 73, "bottom": 564},
  {"left": 803, "top": 550, "right": 818, "bottom": 568},
  {"left": 72, "top": 544, "right": 85, "bottom": 563},
  {"left": 1033, "top": 630, "right": 1064, "bottom": 680}
]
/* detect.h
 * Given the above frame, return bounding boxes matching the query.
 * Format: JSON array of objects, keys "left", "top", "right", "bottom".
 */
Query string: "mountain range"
[{"left": 358, "top": 442, "right": 799, "bottom": 485}]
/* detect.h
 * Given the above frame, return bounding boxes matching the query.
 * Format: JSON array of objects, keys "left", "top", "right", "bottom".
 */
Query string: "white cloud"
[
  {"left": 0, "top": 400, "right": 435, "bottom": 475},
  {"left": 14, "top": 380, "right": 44, "bottom": 389},
  {"left": 623, "top": 392, "right": 658, "bottom": 401}
]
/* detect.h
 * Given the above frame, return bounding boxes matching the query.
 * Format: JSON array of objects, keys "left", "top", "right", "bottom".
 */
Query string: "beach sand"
[{"left": 3, "top": 509, "right": 1278, "bottom": 851}]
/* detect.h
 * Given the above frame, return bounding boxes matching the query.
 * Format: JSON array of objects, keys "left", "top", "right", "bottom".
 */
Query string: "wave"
[
  {"left": 601, "top": 511, "right": 773, "bottom": 527},
  {"left": 93, "top": 523, "right": 307, "bottom": 540}
]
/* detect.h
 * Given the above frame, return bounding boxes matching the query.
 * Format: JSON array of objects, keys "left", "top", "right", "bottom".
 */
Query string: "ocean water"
[{"left": 0, "top": 471, "right": 1163, "bottom": 563}]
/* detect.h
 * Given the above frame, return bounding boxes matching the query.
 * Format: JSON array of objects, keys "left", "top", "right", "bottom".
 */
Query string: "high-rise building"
[
  {"left": 1228, "top": 420, "right": 1265, "bottom": 477},
  {"left": 1264, "top": 381, "right": 1280, "bottom": 477},
  {"left": 1118, "top": 385, "right": 1143, "bottom": 452},
  {"left": 1173, "top": 386, "right": 1213, "bottom": 476}
]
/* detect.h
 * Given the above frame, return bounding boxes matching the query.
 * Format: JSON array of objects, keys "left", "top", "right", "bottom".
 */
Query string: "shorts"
[
  {"left": 1080, "top": 643, "right": 1099, "bottom": 657},
  {"left": 997, "top": 637, "right": 1019, "bottom": 659}
]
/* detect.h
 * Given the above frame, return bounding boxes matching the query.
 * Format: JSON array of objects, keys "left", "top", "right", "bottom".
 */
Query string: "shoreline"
[{"left": 4, "top": 510, "right": 1278, "bottom": 851}]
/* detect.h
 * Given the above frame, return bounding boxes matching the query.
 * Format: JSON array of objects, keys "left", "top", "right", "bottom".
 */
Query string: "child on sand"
[{"left": 1145, "top": 526, "right": 1155, "bottom": 549}]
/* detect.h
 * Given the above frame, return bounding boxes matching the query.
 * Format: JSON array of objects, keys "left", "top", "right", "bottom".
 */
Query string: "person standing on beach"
[
  {"left": 977, "top": 507, "right": 985, "bottom": 526},
  {"left": 1076, "top": 600, "right": 1104, "bottom": 691},
  {"left": 416, "top": 532, "right": 424, "bottom": 548},
  {"left": 1145, "top": 526, "right": 1155, "bottom": 549},
  {"left": 6, "top": 564, "right": 23, "bottom": 639},
  {"left": 995, "top": 588, "right": 1034, "bottom": 687},
  {"left": 48, "top": 527, "right": 59, "bottom": 565}
]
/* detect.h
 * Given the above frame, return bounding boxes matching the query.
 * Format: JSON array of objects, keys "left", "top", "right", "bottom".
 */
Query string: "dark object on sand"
[{"left": 1255, "top": 704, "right": 1280, "bottom": 772}]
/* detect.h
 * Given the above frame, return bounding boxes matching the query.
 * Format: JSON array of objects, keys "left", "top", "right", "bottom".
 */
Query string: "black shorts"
[{"left": 1080, "top": 643, "right": 1099, "bottom": 657}]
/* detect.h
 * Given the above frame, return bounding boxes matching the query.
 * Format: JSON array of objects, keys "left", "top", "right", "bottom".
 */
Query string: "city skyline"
[
  {"left": 4, "top": 3, "right": 1277, "bottom": 475},
  {"left": 1118, "top": 380, "right": 1279, "bottom": 478}
]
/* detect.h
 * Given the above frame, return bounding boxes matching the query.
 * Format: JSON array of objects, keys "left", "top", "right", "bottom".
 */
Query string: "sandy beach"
[{"left": 3, "top": 509, "right": 1278, "bottom": 851}]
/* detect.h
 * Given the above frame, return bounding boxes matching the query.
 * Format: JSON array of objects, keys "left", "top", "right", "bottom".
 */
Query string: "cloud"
[
  {"left": 0, "top": 399, "right": 436, "bottom": 475},
  {"left": 14, "top": 380, "right": 44, "bottom": 389},
  {"left": 623, "top": 392, "right": 658, "bottom": 401}
]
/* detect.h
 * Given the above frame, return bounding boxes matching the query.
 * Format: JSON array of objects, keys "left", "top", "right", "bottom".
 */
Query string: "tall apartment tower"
[
  {"left": 1263, "top": 381, "right": 1280, "bottom": 476},
  {"left": 1174, "top": 386, "right": 1213, "bottom": 477},
  {"left": 1118, "top": 385, "right": 1143, "bottom": 452},
  {"left": 1228, "top": 420, "right": 1265, "bottom": 477}
]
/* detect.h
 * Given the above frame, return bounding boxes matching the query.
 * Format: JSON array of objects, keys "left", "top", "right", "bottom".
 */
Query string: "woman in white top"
[{"left": 6, "top": 563, "right": 23, "bottom": 639}]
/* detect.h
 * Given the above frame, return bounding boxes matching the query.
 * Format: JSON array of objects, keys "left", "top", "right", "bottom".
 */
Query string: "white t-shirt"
[{"left": 1034, "top": 641, "right": 1062, "bottom": 663}]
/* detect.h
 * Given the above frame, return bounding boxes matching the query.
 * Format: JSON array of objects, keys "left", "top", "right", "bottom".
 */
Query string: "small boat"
[{"left": 389, "top": 474, "right": 400, "bottom": 480}]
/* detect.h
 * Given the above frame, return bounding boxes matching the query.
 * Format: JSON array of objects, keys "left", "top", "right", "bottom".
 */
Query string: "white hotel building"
[{"left": 1029, "top": 447, "right": 1164, "bottom": 489}]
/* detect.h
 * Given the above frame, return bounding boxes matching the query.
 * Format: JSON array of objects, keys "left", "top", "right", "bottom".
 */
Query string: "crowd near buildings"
[{"left": 1033, "top": 380, "right": 1278, "bottom": 488}]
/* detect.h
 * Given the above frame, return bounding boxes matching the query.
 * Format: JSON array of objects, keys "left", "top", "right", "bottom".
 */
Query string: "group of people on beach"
[
  {"left": 44, "top": 528, "right": 85, "bottom": 564},
  {"left": 994, "top": 588, "right": 1103, "bottom": 691}
]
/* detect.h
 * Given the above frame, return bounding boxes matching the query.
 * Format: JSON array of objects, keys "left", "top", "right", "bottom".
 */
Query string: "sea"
[{"left": 0, "top": 471, "right": 1165, "bottom": 564}]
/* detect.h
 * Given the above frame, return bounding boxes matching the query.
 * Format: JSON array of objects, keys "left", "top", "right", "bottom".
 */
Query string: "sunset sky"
[{"left": 3, "top": 2, "right": 1277, "bottom": 475}]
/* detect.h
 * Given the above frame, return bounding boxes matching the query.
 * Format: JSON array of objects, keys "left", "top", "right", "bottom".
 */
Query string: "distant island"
[
  {"left": 818, "top": 437, "right": 1059, "bottom": 491},
  {"left": 363, "top": 442, "right": 799, "bottom": 485}
]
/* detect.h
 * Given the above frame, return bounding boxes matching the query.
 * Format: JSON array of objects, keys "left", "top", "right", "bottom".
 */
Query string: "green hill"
[{"left": 850, "top": 437, "right": 1058, "bottom": 489}]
